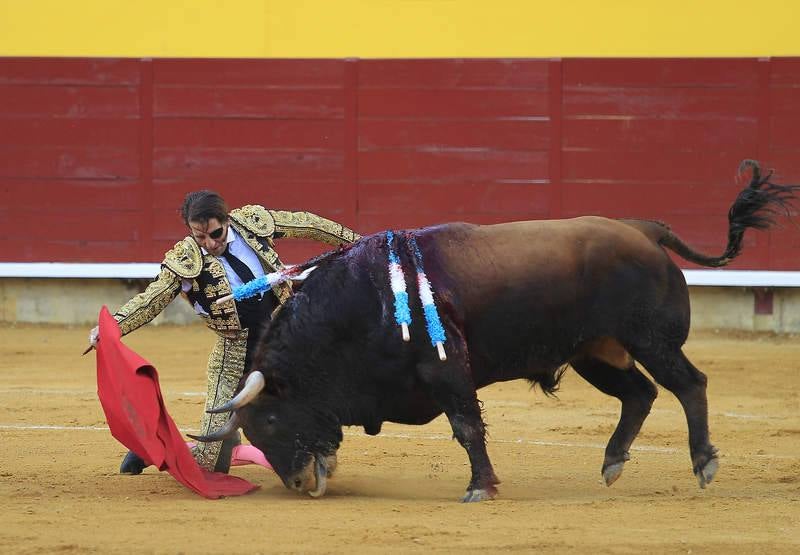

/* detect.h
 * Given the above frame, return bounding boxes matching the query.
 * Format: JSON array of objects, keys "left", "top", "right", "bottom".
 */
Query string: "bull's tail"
[{"left": 624, "top": 160, "right": 798, "bottom": 268}]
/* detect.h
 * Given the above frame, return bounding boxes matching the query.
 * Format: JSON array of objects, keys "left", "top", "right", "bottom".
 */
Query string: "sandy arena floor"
[{"left": 0, "top": 323, "right": 798, "bottom": 554}]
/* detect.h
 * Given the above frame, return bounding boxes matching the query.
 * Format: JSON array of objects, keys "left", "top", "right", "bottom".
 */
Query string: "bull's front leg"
[
  {"left": 419, "top": 359, "right": 500, "bottom": 502},
  {"left": 446, "top": 405, "right": 500, "bottom": 502}
]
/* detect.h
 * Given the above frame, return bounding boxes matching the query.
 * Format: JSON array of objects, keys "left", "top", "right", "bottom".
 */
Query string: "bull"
[{"left": 193, "top": 160, "right": 796, "bottom": 502}]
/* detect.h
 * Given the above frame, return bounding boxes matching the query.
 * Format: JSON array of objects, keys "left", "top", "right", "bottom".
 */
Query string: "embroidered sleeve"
[
  {"left": 113, "top": 267, "right": 182, "bottom": 336},
  {"left": 269, "top": 210, "right": 360, "bottom": 246}
]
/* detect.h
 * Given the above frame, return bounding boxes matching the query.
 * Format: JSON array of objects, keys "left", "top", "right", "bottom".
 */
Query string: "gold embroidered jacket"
[{"left": 113, "top": 205, "right": 359, "bottom": 336}]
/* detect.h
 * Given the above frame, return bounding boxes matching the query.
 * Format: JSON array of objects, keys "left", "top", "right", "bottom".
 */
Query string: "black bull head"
[{"left": 193, "top": 161, "right": 797, "bottom": 502}]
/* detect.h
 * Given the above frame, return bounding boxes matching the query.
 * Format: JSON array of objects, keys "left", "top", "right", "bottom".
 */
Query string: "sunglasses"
[{"left": 191, "top": 225, "right": 225, "bottom": 241}]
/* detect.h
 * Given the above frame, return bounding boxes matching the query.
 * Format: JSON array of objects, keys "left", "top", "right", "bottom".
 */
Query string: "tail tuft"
[
  {"left": 647, "top": 160, "right": 797, "bottom": 268},
  {"left": 724, "top": 161, "right": 799, "bottom": 261}
]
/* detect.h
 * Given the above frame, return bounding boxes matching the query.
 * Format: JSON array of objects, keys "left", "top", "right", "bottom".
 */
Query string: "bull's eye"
[{"left": 267, "top": 414, "right": 277, "bottom": 425}]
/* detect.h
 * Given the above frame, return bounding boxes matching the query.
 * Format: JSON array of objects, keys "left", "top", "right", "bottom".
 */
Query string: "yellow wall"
[{"left": 1, "top": 0, "right": 799, "bottom": 58}]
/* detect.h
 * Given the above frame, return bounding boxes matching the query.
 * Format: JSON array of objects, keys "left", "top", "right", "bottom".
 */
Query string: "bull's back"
[
  {"left": 427, "top": 217, "right": 671, "bottom": 308},
  {"left": 419, "top": 217, "right": 683, "bottom": 377}
]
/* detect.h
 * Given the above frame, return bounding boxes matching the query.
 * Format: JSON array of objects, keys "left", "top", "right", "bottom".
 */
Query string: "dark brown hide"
[{"left": 200, "top": 161, "right": 796, "bottom": 502}]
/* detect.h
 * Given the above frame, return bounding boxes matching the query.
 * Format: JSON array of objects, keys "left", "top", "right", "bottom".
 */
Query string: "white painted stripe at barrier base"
[
  {"left": 2, "top": 263, "right": 800, "bottom": 287},
  {"left": 681, "top": 270, "right": 800, "bottom": 287},
  {"left": 0, "top": 262, "right": 161, "bottom": 279}
]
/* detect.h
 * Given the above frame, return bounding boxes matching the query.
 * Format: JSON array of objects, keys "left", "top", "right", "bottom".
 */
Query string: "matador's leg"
[{"left": 191, "top": 331, "right": 248, "bottom": 472}]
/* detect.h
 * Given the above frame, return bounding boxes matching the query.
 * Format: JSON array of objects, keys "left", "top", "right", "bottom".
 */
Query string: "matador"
[{"left": 89, "top": 190, "right": 359, "bottom": 474}]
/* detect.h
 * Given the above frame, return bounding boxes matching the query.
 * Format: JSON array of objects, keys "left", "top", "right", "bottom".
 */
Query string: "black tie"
[
  {"left": 220, "top": 245, "right": 274, "bottom": 331},
  {"left": 220, "top": 246, "right": 256, "bottom": 284}
]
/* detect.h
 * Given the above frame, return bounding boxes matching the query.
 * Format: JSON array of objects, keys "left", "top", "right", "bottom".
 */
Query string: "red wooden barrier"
[{"left": 1, "top": 57, "right": 798, "bottom": 269}]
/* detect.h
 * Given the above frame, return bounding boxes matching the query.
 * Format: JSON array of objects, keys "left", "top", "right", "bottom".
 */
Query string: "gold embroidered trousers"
[{"left": 190, "top": 329, "right": 249, "bottom": 471}]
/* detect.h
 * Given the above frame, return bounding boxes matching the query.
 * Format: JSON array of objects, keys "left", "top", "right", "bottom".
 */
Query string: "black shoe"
[{"left": 119, "top": 451, "right": 148, "bottom": 475}]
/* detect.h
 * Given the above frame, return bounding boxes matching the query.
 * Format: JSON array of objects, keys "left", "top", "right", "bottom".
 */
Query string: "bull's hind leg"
[
  {"left": 571, "top": 356, "right": 658, "bottom": 485},
  {"left": 634, "top": 348, "right": 719, "bottom": 488}
]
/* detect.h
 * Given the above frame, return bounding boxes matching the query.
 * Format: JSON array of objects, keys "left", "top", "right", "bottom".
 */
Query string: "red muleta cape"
[{"left": 95, "top": 306, "right": 258, "bottom": 499}]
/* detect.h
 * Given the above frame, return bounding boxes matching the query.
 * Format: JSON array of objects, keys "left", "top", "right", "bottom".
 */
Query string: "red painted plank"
[
  {"left": 0, "top": 58, "right": 140, "bottom": 85},
  {"left": 769, "top": 58, "right": 800, "bottom": 85},
  {"left": 149, "top": 215, "right": 193, "bottom": 243},
  {"left": 0, "top": 57, "right": 798, "bottom": 270},
  {"left": 0, "top": 118, "right": 139, "bottom": 147},
  {"left": 758, "top": 151, "right": 800, "bottom": 183},
  {"left": 138, "top": 60, "right": 155, "bottom": 260},
  {"left": 154, "top": 87, "right": 345, "bottom": 118},
  {"left": 359, "top": 150, "right": 548, "bottom": 182},
  {"left": 769, "top": 86, "right": 800, "bottom": 114},
  {"left": 561, "top": 182, "right": 749, "bottom": 218},
  {"left": 359, "top": 59, "right": 549, "bottom": 89},
  {"left": 342, "top": 60, "right": 360, "bottom": 229},
  {"left": 0, "top": 85, "right": 139, "bottom": 117},
  {"left": 0, "top": 146, "right": 139, "bottom": 178},
  {"left": 2, "top": 240, "right": 147, "bottom": 263},
  {"left": 563, "top": 117, "right": 758, "bottom": 150},
  {"left": 547, "top": 60, "right": 563, "bottom": 219},
  {"left": 153, "top": 148, "right": 344, "bottom": 180},
  {"left": 359, "top": 183, "right": 551, "bottom": 216},
  {"left": 562, "top": 150, "right": 755, "bottom": 184},
  {"left": 2, "top": 209, "right": 140, "bottom": 241},
  {"left": 564, "top": 87, "right": 759, "bottom": 117},
  {"left": 359, "top": 119, "right": 550, "bottom": 150},
  {"left": 563, "top": 59, "right": 759, "bottom": 87},
  {"left": 153, "top": 59, "right": 346, "bottom": 87},
  {"left": 155, "top": 118, "right": 346, "bottom": 149},
  {"left": 770, "top": 115, "right": 800, "bottom": 149},
  {"left": 1, "top": 179, "right": 141, "bottom": 209},
  {"left": 150, "top": 180, "right": 351, "bottom": 210},
  {"left": 359, "top": 89, "right": 549, "bottom": 118},
  {"left": 769, "top": 225, "right": 800, "bottom": 270}
]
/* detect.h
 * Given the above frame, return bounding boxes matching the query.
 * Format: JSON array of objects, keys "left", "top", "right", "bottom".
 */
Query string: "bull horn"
[
  {"left": 206, "top": 371, "right": 265, "bottom": 414},
  {"left": 187, "top": 412, "right": 240, "bottom": 443},
  {"left": 308, "top": 455, "right": 328, "bottom": 498}
]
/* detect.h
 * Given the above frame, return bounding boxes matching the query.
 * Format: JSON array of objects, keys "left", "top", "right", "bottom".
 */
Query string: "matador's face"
[{"left": 188, "top": 217, "right": 228, "bottom": 256}]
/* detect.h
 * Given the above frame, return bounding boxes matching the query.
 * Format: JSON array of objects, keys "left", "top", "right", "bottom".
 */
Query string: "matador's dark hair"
[{"left": 180, "top": 190, "right": 229, "bottom": 225}]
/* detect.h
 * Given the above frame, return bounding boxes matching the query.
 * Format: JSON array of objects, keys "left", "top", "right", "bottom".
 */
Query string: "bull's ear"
[{"left": 265, "top": 375, "right": 289, "bottom": 398}]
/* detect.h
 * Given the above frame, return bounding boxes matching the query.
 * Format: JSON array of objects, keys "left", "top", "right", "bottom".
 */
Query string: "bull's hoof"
[
  {"left": 461, "top": 488, "right": 496, "bottom": 503},
  {"left": 601, "top": 451, "right": 629, "bottom": 486},
  {"left": 602, "top": 461, "right": 625, "bottom": 486},
  {"left": 695, "top": 456, "right": 719, "bottom": 489}
]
